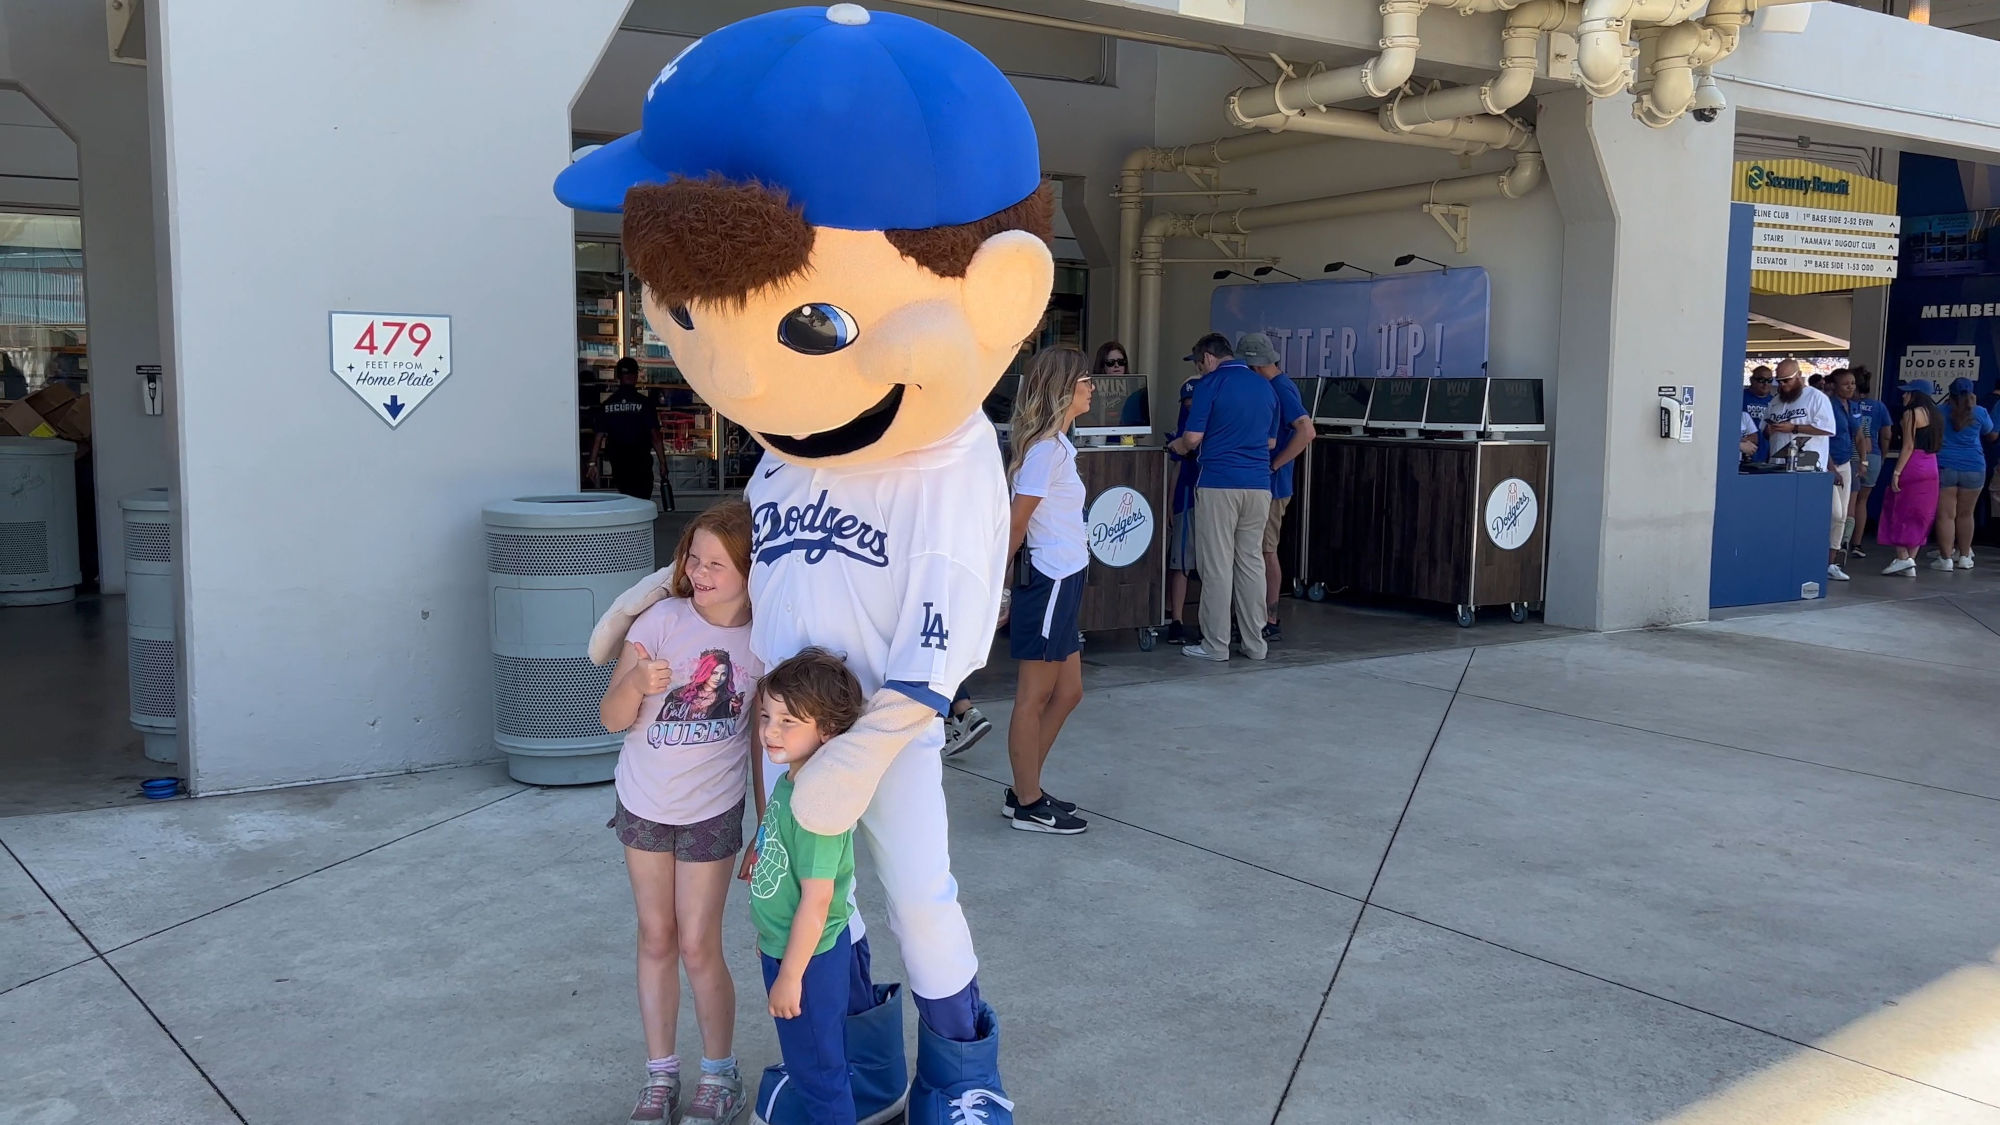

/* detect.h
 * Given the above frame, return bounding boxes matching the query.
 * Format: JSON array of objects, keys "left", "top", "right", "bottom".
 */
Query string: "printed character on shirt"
[{"left": 616, "top": 599, "right": 763, "bottom": 830}]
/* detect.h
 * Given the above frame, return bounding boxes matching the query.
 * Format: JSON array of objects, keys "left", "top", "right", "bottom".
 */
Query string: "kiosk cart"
[
  {"left": 990, "top": 373, "right": 1168, "bottom": 650},
  {"left": 1306, "top": 377, "right": 1550, "bottom": 627},
  {"left": 1299, "top": 377, "right": 1374, "bottom": 600}
]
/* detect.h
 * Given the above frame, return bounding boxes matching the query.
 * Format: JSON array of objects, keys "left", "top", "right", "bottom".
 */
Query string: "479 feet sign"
[{"left": 329, "top": 312, "right": 452, "bottom": 428}]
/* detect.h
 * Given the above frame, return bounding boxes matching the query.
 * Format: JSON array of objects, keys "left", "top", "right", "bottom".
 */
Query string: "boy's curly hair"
[{"left": 757, "top": 647, "right": 865, "bottom": 738}]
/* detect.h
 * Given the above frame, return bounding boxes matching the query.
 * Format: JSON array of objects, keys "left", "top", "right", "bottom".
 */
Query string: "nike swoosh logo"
[
  {"left": 1029, "top": 814, "right": 1056, "bottom": 826},
  {"left": 762, "top": 464, "right": 782, "bottom": 479}
]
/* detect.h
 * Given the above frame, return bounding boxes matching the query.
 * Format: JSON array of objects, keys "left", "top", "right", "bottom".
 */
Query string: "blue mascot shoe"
[
  {"left": 909, "top": 1002, "right": 1013, "bottom": 1125},
  {"left": 752, "top": 983, "right": 910, "bottom": 1125},
  {"left": 848, "top": 983, "right": 911, "bottom": 1123}
]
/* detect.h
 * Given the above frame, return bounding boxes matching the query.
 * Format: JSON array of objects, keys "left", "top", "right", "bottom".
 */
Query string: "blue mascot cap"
[{"left": 555, "top": 4, "right": 1042, "bottom": 231}]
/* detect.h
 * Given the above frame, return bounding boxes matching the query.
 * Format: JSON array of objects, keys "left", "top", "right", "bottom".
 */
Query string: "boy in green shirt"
[{"left": 745, "top": 647, "right": 865, "bottom": 1125}]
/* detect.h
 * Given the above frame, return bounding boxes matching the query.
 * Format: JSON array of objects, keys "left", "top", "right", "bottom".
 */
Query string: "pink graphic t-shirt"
[{"left": 614, "top": 597, "right": 763, "bottom": 827}]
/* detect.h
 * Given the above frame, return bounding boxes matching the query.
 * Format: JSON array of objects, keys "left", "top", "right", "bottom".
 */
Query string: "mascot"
[{"left": 555, "top": 6, "right": 1051, "bottom": 1123}]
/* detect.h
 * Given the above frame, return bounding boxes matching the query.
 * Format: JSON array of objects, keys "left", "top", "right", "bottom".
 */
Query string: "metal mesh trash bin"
[
  {"left": 121, "top": 488, "right": 178, "bottom": 763},
  {"left": 0, "top": 437, "right": 81, "bottom": 606},
  {"left": 484, "top": 493, "right": 656, "bottom": 785}
]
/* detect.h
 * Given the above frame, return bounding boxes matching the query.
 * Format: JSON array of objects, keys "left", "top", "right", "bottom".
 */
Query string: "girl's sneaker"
[
  {"left": 686, "top": 1068, "right": 745, "bottom": 1123},
  {"left": 1929, "top": 557, "right": 1956, "bottom": 572},
  {"left": 1883, "top": 557, "right": 1916, "bottom": 576},
  {"left": 943, "top": 708, "right": 992, "bottom": 758},
  {"left": 1957, "top": 552, "right": 1975, "bottom": 569},
  {"left": 630, "top": 1072, "right": 681, "bottom": 1125}
]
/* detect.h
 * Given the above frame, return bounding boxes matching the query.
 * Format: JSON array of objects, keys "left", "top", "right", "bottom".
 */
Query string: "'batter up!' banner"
[{"left": 1209, "top": 268, "right": 1491, "bottom": 380}]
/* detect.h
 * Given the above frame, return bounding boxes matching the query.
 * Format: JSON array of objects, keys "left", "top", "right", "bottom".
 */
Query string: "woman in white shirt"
[{"left": 1001, "top": 347, "right": 1094, "bottom": 835}]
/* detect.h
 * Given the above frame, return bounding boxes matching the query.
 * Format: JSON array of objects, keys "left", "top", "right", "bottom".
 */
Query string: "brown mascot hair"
[{"left": 622, "top": 177, "right": 1054, "bottom": 308}]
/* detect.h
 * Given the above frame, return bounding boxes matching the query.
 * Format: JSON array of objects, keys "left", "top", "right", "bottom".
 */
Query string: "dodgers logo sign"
[
  {"left": 1484, "top": 478, "right": 1538, "bottom": 551},
  {"left": 1086, "top": 486, "right": 1153, "bottom": 568}
]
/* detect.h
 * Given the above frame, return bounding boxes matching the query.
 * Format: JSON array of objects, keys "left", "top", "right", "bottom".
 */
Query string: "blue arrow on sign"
[{"left": 383, "top": 394, "right": 405, "bottom": 420}]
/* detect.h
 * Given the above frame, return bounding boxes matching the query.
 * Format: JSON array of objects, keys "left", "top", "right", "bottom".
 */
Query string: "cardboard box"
[
  {"left": 47, "top": 393, "right": 91, "bottom": 442},
  {"left": 0, "top": 400, "right": 57, "bottom": 438},
  {"left": 25, "top": 383, "right": 78, "bottom": 418}
]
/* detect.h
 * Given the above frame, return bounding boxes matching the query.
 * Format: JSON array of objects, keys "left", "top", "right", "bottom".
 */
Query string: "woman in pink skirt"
[{"left": 1879, "top": 379, "right": 1943, "bottom": 576}]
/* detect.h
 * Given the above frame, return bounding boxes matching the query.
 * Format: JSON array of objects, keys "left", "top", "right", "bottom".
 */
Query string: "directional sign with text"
[{"left": 329, "top": 312, "right": 452, "bottom": 428}]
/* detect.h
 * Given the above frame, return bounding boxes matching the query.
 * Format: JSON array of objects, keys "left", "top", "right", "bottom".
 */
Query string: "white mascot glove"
[
  {"left": 789, "top": 689, "right": 939, "bottom": 836},
  {"left": 587, "top": 564, "right": 678, "bottom": 666}
]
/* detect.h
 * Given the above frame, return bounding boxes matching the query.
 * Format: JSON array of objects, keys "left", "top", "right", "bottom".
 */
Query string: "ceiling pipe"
[
  {"left": 1116, "top": 131, "right": 1328, "bottom": 347},
  {"left": 1228, "top": 0, "right": 1430, "bottom": 121},
  {"left": 1133, "top": 142, "right": 1543, "bottom": 376},
  {"left": 1632, "top": 0, "right": 1818, "bottom": 126},
  {"left": 1233, "top": 102, "right": 1532, "bottom": 153},
  {"left": 1577, "top": 0, "right": 1706, "bottom": 97},
  {"left": 1385, "top": 0, "right": 1577, "bottom": 126}
]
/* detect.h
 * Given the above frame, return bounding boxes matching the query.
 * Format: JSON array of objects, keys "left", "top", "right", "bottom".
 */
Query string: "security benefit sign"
[
  {"left": 1734, "top": 159, "right": 1900, "bottom": 295},
  {"left": 1210, "top": 268, "right": 1490, "bottom": 380},
  {"left": 328, "top": 312, "right": 453, "bottom": 428}
]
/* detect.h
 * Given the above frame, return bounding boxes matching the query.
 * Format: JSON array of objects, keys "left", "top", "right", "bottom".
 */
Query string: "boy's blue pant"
[{"left": 761, "top": 926, "right": 856, "bottom": 1125}]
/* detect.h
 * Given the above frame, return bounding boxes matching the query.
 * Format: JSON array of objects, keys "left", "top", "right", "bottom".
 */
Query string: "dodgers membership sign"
[{"left": 329, "top": 312, "right": 453, "bottom": 428}]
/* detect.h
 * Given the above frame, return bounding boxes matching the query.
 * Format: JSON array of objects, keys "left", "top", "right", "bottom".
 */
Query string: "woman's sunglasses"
[{"left": 1103, "top": 356, "right": 1127, "bottom": 369}]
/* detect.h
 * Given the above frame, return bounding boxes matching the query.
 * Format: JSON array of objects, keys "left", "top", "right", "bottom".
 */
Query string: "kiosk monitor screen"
[
  {"left": 1486, "top": 378, "right": 1546, "bottom": 431},
  {"left": 1074, "top": 374, "right": 1150, "bottom": 436},
  {"left": 1315, "top": 377, "right": 1373, "bottom": 424},
  {"left": 1423, "top": 377, "right": 1488, "bottom": 431},
  {"left": 1365, "top": 378, "right": 1429, "bottom": 428},
  {"left": 983, "top": 375, "right": 1020, "bottom": 430},
  {"left": 1289, "top": 376, "right": 1321, "bottom": 419}
]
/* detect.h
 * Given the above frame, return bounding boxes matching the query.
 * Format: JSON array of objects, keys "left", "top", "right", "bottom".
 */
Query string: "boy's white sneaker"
[
  {"left": 1930, "top": 557, "right": 1956, "bottom": 572},
  {"left": 1827, "top": 564, "right": 1850, "bottom": 582},
  {"left": 1957, "top": 553, "right": 1975, "bottom": 569}
]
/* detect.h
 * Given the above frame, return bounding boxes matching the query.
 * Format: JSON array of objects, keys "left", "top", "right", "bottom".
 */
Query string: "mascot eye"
[
  {"left": 777, "top": 303, "right": 860, "bottom": 355},
  {"left": 668, "top": 304, "right": 694, "bottom": 331}
]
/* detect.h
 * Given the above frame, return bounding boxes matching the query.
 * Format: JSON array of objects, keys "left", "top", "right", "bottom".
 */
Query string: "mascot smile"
[{"left": 556, "top": 6, "right": 1051, "bottom": 1123}]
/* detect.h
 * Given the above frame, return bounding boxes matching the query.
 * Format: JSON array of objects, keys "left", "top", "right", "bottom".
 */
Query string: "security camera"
[{"left": 1690, "top": 72, "right": 1725, "bottom": 123}]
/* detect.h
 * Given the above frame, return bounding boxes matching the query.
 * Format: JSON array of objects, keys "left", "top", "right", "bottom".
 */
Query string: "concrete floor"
[{"left": 7, "top": 553, "right": 2000, "bottom": 1121}]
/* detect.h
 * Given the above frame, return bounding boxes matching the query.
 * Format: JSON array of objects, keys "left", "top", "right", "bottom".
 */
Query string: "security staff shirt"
[{"left": 595, "top": 385, "right": 659, "bottom": 455}]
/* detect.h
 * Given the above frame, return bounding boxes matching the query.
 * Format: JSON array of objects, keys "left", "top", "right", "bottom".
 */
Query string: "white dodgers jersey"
[{"left": 745, "top": 412, "right": 1010, "bottom": 725}]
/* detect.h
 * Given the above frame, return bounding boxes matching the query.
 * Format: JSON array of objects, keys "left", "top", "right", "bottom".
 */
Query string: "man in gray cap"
[{"left": 1240, "top": 332, "right": 1315, "bottom": 641}]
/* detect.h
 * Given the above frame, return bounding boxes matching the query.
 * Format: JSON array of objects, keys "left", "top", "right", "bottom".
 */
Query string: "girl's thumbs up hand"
[{"left": 627, "top": 642, "right": 674, "bottom": 696}]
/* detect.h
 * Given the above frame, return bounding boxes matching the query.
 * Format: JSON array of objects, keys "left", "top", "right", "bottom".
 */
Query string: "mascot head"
[{"left": 555, "top": 4, "right": 1055, "bottom": 468}]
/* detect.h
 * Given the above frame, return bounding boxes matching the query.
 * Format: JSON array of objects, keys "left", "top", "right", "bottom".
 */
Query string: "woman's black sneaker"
[
  {"left": 1009, "top": 794, "right": 1087, "bottom": 834},
  {"left": 1000, "top": 787, "right": 1076, "bottom": 818}
]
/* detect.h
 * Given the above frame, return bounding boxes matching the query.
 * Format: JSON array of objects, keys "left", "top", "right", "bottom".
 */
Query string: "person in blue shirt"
[
  {"left": 1824, "top": 368, "right": 1859, "bottom": 581},
  {"left": 1167, "top": 333, "right": 1279, "bottom": 662},
  {"left": 1237, "top": 332, "right": 1314, "bottom": 643},
  {"left": 1843, "top": 366, "right": 1893, "bottom": 557},
  {"left": 1933, "top": 376, "right": 1997, "bottom": 570},
  {"left": 1161, "top": 350, "right": 1204, "bottom": 645},
  {"left": 1744, "top": 364, "right": 1776, "bottom": 462}
]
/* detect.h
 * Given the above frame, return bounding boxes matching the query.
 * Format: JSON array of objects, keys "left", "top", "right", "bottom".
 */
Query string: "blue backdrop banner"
[{"left": 1207, "top": 268, "right": 1491, "bottom": 379}]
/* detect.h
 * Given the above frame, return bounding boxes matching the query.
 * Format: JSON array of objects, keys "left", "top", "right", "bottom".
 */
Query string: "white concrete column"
[
  {"left": 2, "top": 0, "right": 171, "bottom": 594},
  {"left": 151, "top": 0, "right": 628, "bottom": 792},
  {"left": 1538, "top": 91, "right": 1735, "bottom": 631}
]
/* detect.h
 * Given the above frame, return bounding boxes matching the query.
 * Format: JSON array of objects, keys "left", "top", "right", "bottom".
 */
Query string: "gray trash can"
[
  {"left": 121, "top": 488, "right": 179, "bottom": 763},
  {"left": 483, "top": 493, "right": 657, "bottom": 784},
  {"left": 0, "top": 436, "right": 81, "bottom": 606}
]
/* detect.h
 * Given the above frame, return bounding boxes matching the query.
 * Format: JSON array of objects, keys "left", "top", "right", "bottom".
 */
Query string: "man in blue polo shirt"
[
  {"left": 1239, "top": 332, "right": 1315, "bottom": 642},
  {"left": 1168, "top": 333, "right": 1279, "bottom": 661}
]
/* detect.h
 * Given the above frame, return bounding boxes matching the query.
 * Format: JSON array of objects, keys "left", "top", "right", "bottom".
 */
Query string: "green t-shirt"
[{"left": 747, "top": 773, "right": 855, "bottom": 959}]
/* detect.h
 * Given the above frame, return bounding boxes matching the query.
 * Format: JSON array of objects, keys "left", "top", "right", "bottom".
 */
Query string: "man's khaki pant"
[{"left": 1194, "top": 486, "right": 1271, "bottom": 660}]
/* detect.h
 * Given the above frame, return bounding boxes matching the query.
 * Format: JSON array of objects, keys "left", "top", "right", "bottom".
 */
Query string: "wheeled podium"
[
  {"left": 1297, "top": 376, "right": 1550, "bottom": 627},
  {"left": 1074, "top": 445, "right": 1168, "bottom": 648}
]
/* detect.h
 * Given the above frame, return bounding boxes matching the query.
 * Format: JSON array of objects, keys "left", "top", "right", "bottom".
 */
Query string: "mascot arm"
[
  {"left": 587, "top": 564, "right": 678, "bottom": 666},
  {"left": 789, "top": 688, "right": 938, "bottom": 836}
]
